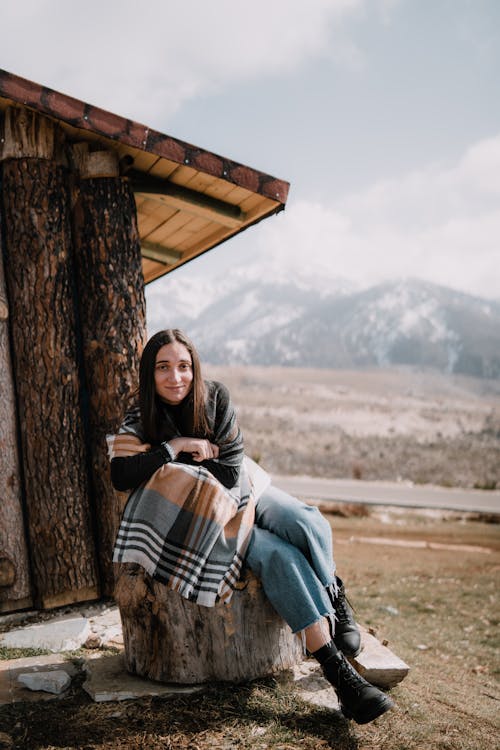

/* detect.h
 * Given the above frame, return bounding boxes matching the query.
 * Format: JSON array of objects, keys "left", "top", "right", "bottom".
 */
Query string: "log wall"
[
  {"left": 0, "top": 108, "right": 99, "bottom": 608},
  {"left": 72, "top": 172, "right": 147, "bottom": 596},
  {"left": 0, "top": 107, "right": 147, "bottom": 611},
  {"left": 0, "top": 215, "right": 33, "bottom": 612}
]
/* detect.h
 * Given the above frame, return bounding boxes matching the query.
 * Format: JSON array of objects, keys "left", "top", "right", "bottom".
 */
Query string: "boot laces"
[
  {"left": 336, "top": 589, "right": 356, "bottom": 624},
  {"left": 338, "top": 657, "right": 365, "bottom": 693}
]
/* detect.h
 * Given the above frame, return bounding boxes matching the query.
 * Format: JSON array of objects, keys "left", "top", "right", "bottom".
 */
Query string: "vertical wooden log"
[
  {"left": 0, "top": 108, "right": 99, "bottom": 608},
  {"left": 72, "top": 168, "right": 147, "bottom": 596},
  {"left": 0, "top": 216, "right": 33, "bottom": 612}
]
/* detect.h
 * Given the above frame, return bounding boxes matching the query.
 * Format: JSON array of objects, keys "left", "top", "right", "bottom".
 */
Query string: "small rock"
[
  {"left": 250, "top": 727, "right": 266, "bottom": 737},
  {"left": 416, "top": 644, "right": 429, "bottom": 651},
  {"left": 84, "top": 635, "right": 102, "bottom": 649},
  {"left": 472, "top": 664, "right": 489, "bottom": 674},
  {"left": 18, "top": 670, "right": 71, "bottom": 694},
  {"left": 380, "top": 605, "right": 399, "bottom": 616},
  {"left": 100, "top": 627, "right": 124, "bottom": 648},
  {"left": 105, "top": 634, "right": 124, "bottom": 649}
]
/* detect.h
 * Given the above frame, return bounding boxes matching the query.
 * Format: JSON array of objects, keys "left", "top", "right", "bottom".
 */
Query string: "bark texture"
[
  {"left": 72, "top": 176, "right": 146, "bottom": 596},
  {"left": 0, "top": 219, "right": 33, "bottom": 612},
  {"left": 1, "top": 157, "right": 99, "bottom": 608},
  {"left": 115, "top": 566, "right": 303, "bottom": 684}
]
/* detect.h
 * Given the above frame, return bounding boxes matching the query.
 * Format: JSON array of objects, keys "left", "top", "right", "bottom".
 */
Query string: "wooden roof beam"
[
  {"left": 140, "top": 240, "right": 183, "bottom": 265},
  {"left": 130, "top": 170, "right": 246, "bottom": 229}
]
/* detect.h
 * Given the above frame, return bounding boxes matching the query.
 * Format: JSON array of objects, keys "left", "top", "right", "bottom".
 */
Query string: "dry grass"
[
  {"left": 329, "top": 512, "right": 500, "bottom": 749},
  {"left": 1, "top": 511, "right": 498, "bottom": 750}
]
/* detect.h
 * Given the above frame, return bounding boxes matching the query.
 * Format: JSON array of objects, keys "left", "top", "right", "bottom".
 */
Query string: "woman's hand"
[
  {"left": 168, "top": 437, "right": 219, "bottom": 462},
  {"left": 123, "top": 441, "right": 151, "bottom": 455}
]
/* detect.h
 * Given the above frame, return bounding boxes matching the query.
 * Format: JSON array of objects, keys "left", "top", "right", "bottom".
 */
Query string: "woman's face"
[{"left": 154, "top": 341, "right": 193, "bottom": 405}]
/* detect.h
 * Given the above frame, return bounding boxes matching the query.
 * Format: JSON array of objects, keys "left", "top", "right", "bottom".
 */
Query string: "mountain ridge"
[{"left": 146, "top": 275, "right": 500, "bottom": 378}]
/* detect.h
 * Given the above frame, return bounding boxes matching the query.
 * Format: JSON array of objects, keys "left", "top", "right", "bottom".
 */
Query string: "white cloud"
[
  {"left": 458, "top": 135, "right": 500, "bottom": 193},
  {"left": 1, "top": 0, "right": 372, "bottom": 125},
  {"left": 243, "top": 133, "right": 500, "bottom": 299}
]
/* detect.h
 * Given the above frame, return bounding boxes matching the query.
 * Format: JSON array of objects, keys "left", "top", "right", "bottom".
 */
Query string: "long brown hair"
[{"left": 139, "top": 329, "right": 209, "bottom": 443}]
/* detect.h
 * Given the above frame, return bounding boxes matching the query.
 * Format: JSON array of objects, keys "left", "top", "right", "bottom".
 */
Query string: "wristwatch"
[{"left": 160, "top": 441, "right": 176, "bottom": 462}]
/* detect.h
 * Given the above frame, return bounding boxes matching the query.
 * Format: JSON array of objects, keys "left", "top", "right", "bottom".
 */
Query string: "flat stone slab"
[
  {"left": 0, "top": 654, "right": 79, "bottom": 705},
  {"left": 84, "top": 653, "right": 339, "bottom": 708},
  {"left": 0, "top": 615, "right": 90, "bottom": 653},
  {"left": 83, "top": 654, "right": 205, "bottom": 703},
  {"left": 0, "top": 603, "right": 408, "bottom": 707},
  {"left": 290, "top": 659, "right": 340, "bottom": 710},
  {"left": 354, "top": 627, "right": 410, "bottom": 688},
  {"left": 82, "top": 625, "right": 407, "bottom": 707}
]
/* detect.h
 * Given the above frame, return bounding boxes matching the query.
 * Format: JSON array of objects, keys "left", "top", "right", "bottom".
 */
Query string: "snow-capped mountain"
[
  {"left": 146, "top": 265, "right": 356, "bottom": 340},
  {"left": 146, "top": 275, "right": 500, "bottom": 378}
]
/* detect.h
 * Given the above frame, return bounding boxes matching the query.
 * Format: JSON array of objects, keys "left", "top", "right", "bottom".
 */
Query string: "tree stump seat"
[{"left": 114, "top": 564, "right": 303, "bottom": 684}]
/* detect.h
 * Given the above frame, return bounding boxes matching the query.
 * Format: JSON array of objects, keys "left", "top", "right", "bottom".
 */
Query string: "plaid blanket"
[{"left": 108, "top": 433, "right": 256, "bottom": 606}]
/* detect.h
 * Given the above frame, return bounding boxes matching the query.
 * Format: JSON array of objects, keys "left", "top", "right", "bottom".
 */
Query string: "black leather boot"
[
  {"left": 330, "top": 577, "right": 361, "bottom": 657},
  {"left": 321, "top": 648, "right": 394, "bottom": 724}
]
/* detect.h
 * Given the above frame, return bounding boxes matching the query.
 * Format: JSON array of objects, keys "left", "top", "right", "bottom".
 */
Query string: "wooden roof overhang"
[{"left": 0, "top": 70, "right": 290, "bottom": 283}]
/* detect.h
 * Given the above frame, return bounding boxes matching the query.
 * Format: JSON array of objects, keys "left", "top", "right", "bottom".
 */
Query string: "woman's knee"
[
  {"left": 286, "top": 504, "right": 332, "bottom": 545},
  {"left": 257, "top": 486, "right": 319, "bottom": 530},
  {"left": 306, "top": 505, "right": 332, "bottom": 538},
  {"left": 254, "top": 486, "right": 333, "bottom": 561}
]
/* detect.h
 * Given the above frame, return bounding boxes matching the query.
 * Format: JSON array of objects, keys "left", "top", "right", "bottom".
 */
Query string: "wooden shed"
[{"left": 0, "top": 69, "right": 290, "bottom": 614}]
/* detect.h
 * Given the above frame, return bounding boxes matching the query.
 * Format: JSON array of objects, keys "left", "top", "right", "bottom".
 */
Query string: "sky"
[{"left": 2, "top": 0, "right": 500, "bottom": 300}]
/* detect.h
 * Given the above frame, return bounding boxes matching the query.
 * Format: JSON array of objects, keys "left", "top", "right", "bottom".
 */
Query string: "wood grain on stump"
[{"left": 115, "top": 565, "right": 303, "bottom": 684}]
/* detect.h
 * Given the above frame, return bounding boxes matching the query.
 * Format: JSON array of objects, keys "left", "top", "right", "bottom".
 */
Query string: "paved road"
[{"left": 271, "top": 474, "right": 500, "bottom": 514}]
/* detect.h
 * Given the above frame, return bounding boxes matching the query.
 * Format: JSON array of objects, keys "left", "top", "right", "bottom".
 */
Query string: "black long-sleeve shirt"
[
  {"left": 110, "top": 446, "right": 239, "bottom": 490},
  {"left": 110, "top": 380, "right": 243, "bottom": 492}
]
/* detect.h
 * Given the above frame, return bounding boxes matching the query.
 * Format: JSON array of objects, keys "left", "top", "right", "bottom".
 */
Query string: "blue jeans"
[{"left": 245, "top": 484, "right": 336, "bottom": 633}]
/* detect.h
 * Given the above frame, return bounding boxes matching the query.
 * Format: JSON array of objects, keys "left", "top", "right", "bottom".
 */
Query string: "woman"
[{"left": 109, "top": 329, "right": 394, "bottom": 725}]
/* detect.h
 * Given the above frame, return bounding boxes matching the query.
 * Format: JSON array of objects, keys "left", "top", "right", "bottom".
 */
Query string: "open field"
[
  {"left": 205, "top": 365, "right": 500, "bottom": 490},
  {"left": 0, "top": 509, "right": 498, "bottom": 750}
]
